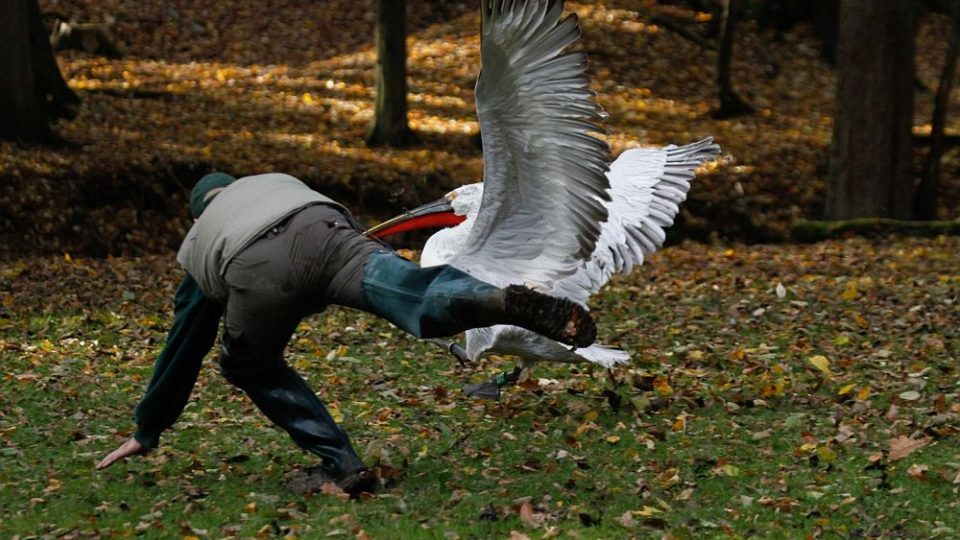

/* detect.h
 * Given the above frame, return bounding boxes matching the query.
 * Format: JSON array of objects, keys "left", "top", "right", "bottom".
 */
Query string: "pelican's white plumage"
[
  {"left": 425, "top": 139, "right": 721, "bottom": 368},
  {"left": 450, "top": 0, "right": 612, "bottom": 289}
]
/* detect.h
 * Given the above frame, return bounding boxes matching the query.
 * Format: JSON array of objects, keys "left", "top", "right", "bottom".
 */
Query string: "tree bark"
[
  {"left": 826, "top": 0, "right": 916, "bottom": 220},
  {"left": 713, "top": 0, "right": 755, "bottom": 118},
  {"left": 0, "top": 0, "right": 78, "bottom": 142},
  {"left": 915, "top": 1, "right": 960, "bottom": 220},
  {"left": 367, "top": 0, "right": 417, "bottom": 147}
]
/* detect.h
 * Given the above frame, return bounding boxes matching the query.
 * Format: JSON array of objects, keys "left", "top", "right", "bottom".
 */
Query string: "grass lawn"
[{"left": 1, "top": 237, "right": 958, "bottom": 539}]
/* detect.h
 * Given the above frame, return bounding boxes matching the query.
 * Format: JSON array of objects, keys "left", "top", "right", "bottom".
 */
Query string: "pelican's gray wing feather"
[{"left": 452, "top": 0, "right": 611, "bottom": 288}]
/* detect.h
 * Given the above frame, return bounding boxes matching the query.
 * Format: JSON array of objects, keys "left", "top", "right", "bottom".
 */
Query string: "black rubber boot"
[{"left": 219, "top": 353, "right": 367, "bottom": 479}]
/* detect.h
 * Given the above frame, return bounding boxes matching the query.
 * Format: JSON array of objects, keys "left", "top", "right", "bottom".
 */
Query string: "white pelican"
[{"left": 366, "top": 0, "right": 720, "bottom": 394}]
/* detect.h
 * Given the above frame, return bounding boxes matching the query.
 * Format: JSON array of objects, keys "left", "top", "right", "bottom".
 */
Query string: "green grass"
[{"left": 2, "top": 238, "right": 959, "bottom": 539}]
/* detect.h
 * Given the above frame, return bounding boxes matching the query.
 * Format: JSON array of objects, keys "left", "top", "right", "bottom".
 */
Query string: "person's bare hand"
[{"left": 96, "top": 437, "right": 148, "bottom": 470}]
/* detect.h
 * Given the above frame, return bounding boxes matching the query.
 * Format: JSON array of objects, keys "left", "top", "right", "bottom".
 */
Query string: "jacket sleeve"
[{"left": 133, "top": 274, "right": 223, "bottom": 448}]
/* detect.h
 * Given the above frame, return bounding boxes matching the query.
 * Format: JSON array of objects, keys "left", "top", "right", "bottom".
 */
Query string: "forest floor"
[
  {"left": 1, "top": 237, "right": 958, "bottom": 538},
  {"left": 1, "top": 0, "right": 959, "bottom": 258}
]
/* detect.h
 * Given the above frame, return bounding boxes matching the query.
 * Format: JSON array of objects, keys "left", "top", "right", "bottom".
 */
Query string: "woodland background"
[{"left": 1, "top": 0, "right": 958, "bottom": 259}]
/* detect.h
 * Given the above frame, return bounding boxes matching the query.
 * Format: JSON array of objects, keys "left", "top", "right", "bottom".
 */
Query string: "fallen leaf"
[
  {"left": 320, "top": 482, "right": 350, "bottom": 499},
  {"left": 817, "top": 446, "right": 837, "bottom": 463},
  {"left": 885, "top": 403, "right": 900, "bottom": 422},
  {"left": 518, "top": 501, "right": 545, "bottom": 529},
  {"left": 888, "top": 436, "right": 932, "bottom": 462},
  {"left": 837, "top": 383, "right": 856, "bottom": 396},
  {"left": 808, "top": 355, "right": 832, "bottom": 376},
  {"left": 636, "top": 505, "right": 662, "bottom": 516},
  {"left": 906, "top": 463, "right": 929, "bottom": 479},
  {"left": 775, "top": 282, "right": 787, "bottom": 298}
]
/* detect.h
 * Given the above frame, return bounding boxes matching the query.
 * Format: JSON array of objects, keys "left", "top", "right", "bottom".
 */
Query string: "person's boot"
[
  {"left": 287, "top": 464, "right": 377, "bottom": 498},
  {"left": 336, "top": 467, "right": 377, "bottom": 496},
  {"left": 477, "top": 284, "right": 596, "bottom": 348}
]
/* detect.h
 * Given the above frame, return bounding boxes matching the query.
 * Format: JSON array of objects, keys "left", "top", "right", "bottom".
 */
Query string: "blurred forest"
[{"left": 1, "top": 0, "right": 959, "bottom": 259}]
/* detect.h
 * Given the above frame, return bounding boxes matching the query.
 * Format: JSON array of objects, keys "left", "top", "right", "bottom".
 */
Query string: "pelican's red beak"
[{"left": 363, "top": 197, "right": 466, "bottom": 239}]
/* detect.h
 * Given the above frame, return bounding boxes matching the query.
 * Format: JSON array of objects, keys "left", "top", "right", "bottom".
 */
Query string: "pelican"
[{"left": 366, "top": 0, "right": 720, "bottom": 395}]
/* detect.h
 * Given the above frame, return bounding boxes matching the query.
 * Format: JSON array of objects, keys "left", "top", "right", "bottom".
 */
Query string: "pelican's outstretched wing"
[
  {"left": 452, "top": 0, "right": 611, "bottom": 288},
  {"left": 549, "top": 138, "right": 721, "bottom": 305}
]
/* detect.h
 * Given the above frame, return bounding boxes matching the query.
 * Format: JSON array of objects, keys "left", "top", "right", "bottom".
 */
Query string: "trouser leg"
[
  {"left": 358, "top": 252, "right": 505, "bottom": 338},
  {"left": 219, "top": 349, "right": 366, "bottom": 475},
  {"left": 285, "top": 207, "right": 595, "bottom": 346}
]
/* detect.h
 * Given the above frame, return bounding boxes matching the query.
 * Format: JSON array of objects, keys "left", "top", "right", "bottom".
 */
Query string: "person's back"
[{"left": 177, "top": 173, "right": 341, "bottom": 302}]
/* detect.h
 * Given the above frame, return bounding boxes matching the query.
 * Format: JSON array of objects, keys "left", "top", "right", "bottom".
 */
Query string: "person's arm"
[{"left": 97, "top": 274, "right": 222, "bottom": 469}]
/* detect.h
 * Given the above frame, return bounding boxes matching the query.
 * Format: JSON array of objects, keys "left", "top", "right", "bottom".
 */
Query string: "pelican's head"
[
  {"left": 446, "top": 183, "right": 483, "bottom": 219},
  {"left": 365, "top": 182, "right": 483, "bottom": 239}
]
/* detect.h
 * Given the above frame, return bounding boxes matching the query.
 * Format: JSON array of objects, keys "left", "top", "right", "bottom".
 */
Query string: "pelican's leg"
[
  {"left": 428, "top": 338, "right": 469, "bottom": 366},
  {"left": 463, "top": 365, "right": 523, "bottom": 400}
]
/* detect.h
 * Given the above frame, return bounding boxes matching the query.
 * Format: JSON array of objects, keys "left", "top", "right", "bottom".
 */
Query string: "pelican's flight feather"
[
  {"left": 453, "top": 0, "right": 612, "bottom": 288},
  {"left": 548, "top": 138, "right": 721, "bottom": 306}
]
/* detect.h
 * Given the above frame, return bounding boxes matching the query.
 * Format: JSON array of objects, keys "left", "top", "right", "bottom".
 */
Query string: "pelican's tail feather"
[{"left": 572, "top": 344, "right": 631, "bottom": 368}]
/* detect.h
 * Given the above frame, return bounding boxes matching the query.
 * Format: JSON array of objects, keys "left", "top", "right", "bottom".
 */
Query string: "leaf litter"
[{"left": 1, "top": 236, "right": 958, "bottom": 537}]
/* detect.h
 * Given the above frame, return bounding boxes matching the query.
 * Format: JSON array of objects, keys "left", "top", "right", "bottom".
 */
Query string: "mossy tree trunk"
[
  {"left": 0, "top": 0, "right": 79, "bottom": 143},
  {"left": 826, "top": 0, "right": 916, "bottom": 220},
  {"left": 366, "top": 0, "right": 417, "bottom": 148}
]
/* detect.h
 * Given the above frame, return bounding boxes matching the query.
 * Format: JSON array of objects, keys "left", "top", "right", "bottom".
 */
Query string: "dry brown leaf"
[
  {"left": 320, "top": 482, "right": 350, "bottom": 500},
  {"left": 888, "top": 435, "right": 932, "bottom": 462},
  {"left": 906, "top": 463, "right": 929, "bottom": 479},
  {"left": 885, "top": 404, "right": 899, "bottom": 423},
  {"left": 518, "top": 501, "right": 546, "bottom": 529}
]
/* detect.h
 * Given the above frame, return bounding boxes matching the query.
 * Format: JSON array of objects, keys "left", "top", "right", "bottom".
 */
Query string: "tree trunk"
[
  {"left": 915, "top": 1, "right": 960, "bottom": 220},
  {"left": 367, "top": 0, "right": 417, "bottom": 147},
  {"left": 0, "top": 0, "right": 78, "bottom": 142},
  {"left": 826, "top": 0, "right": 916, "bottom": 220},
  {"left": 812, "top": 0, "right": 840, "bottom": 65},
  {"left": 713, "top": 0, "right": 755, "bottom": 118}
]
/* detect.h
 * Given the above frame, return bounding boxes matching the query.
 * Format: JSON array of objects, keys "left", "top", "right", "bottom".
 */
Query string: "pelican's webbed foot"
[{"left": 463, "top": 366, "right": 523, "bottom": 400}]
